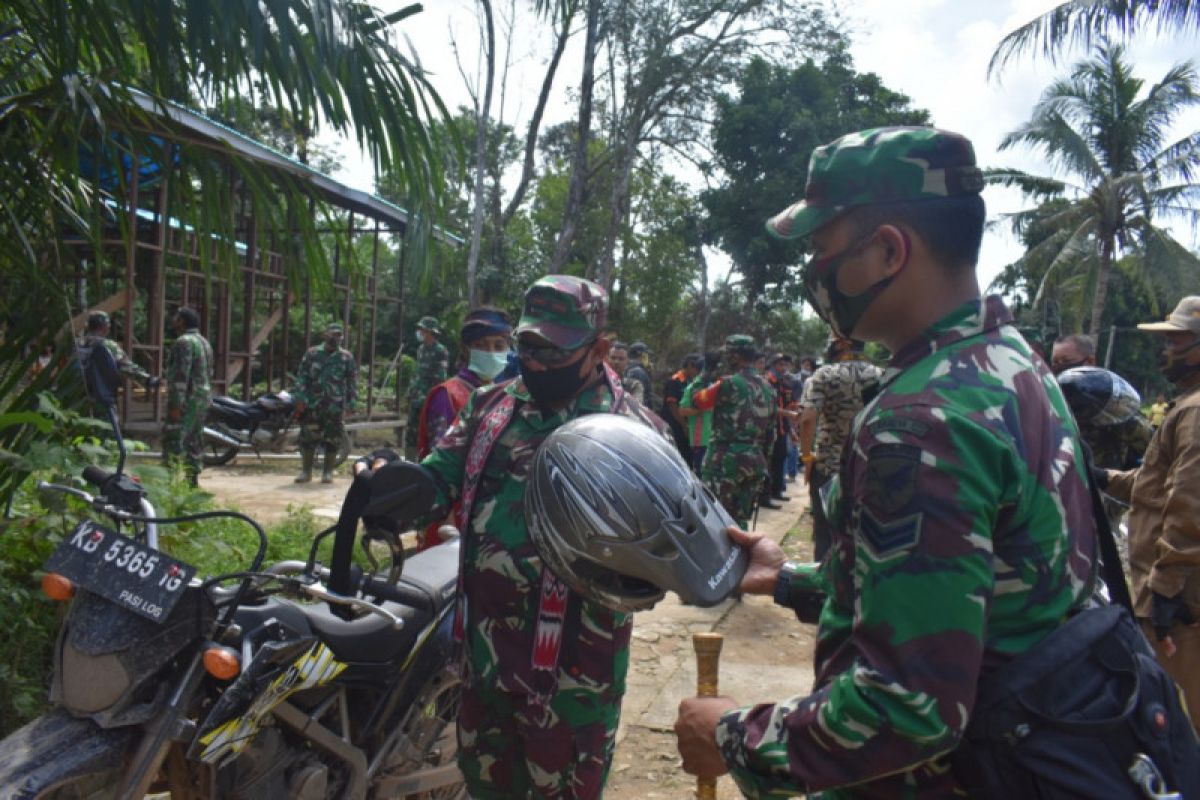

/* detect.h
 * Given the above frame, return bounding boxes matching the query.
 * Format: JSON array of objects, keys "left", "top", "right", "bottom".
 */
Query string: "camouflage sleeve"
[
  {"left": 105, "top": 340, "right": 151, "bottom": 382},
  {"left": 167, "top": 338, "right": 194, "bottom": 410},
  {"left": 436, "top": 343, "right": 450, "bottom": 382},
  {"left": 800, "top": 368, "right": 826, "bottom": 409},
  {"left": 292, "top": 350, "right": 313, "bottom": 406},
  {"left": 420, "top": 387, "right": 493, "bottom": 516},
  {"left": 1148, "top": 405, "right": 1200, "bottom": 597},
  {"left": 715, "top": 407, "right": 1008, "bottom": 796}
]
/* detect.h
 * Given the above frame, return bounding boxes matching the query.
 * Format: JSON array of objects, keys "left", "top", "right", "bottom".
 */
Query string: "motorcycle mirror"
[{"left": 363, "top": 461, "right": 437, "bottom": 522}]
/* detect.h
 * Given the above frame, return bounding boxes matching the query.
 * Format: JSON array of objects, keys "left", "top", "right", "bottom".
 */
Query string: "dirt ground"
[{"left": 197, "top": 459, "right": 818, "bottom": 800}]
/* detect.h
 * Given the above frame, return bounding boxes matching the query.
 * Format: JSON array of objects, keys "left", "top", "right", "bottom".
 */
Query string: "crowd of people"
[{"left": 79, "top": 124, "right": 1200, "bottom": 799}]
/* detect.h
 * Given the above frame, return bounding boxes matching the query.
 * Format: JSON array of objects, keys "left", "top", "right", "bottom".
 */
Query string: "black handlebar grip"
[{"left": 82, "top": 465, "right": 114, "bottom": 489}]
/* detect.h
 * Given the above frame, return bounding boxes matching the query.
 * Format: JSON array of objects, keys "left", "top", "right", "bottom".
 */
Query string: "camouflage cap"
[
  {"left": 765, "top": 126, "right": 985, "bottom": 241},
  {"left": 1137, "top": 296, "right": 1200, "bottom": 336},
  {"left": 416, "top": 316, "right": 440, "bottom": 334},
  {"left": 324, "top": 322, "right": 344, "bottom": 334},
  {"left": 513, "top": 275, "right": 608, "bottom": 349},
  {"left": 725, "top": 333, "right": 758, "bottom": 357},
  {"left": 86, "top": 310, "right": 110, "bottom": 330}
]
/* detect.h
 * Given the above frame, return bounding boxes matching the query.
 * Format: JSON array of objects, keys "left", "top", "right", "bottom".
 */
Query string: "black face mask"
[
  {"left": 520, "top": 358, "right": 593, "bottom": 410},
  {"left": 1159, "top": 339, "right": 1200, "bottom": 383}
]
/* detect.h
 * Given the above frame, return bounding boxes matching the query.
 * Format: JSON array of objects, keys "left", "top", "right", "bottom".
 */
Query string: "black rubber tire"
[
  {"left": 202, "top": 435, "right": 239, "bottom": 467},
  {"left": 371, "top": 669, "right": 465, "bottom": 800},
  {"left": 0, "top": 710, "right": 134, "bottom": 799}
]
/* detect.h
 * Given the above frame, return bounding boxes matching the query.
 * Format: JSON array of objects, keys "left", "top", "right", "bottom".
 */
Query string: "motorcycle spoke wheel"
[{"left": 373, "top": 670, "right": 465, "bottom": 800}]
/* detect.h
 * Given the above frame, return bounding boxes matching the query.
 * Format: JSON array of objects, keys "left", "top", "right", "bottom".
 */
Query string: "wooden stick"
[{"left": 693, "top": 632, "right": 724, "bottom": 800}]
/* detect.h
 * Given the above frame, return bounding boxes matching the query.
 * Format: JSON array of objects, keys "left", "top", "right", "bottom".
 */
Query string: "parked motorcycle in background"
[
  {"left": 202, "top": 390, "right": 349, "bottom": 468},
  {"left": 0, "top": 344, "right": 465, "bottom": 799}
]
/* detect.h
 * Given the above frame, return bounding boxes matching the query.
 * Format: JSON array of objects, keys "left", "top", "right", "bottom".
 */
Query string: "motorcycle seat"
[
  {"left": 213, "top": 396, "right": 256, "bottom": 412},
  {"left": 301, "top": 601, "right": 432, "bottom": 664}
]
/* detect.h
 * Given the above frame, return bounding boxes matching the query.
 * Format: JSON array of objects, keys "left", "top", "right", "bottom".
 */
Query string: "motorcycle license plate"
[{"left": 45, "top": 520, "right": 196, "bottom": 623}]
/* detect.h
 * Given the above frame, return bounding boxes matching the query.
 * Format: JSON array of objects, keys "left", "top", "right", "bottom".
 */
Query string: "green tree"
[
  {"left": 989, "top": 43, "right": 1200, "bottom": 337},
  {"left": 991, "top": 0, "right": 1200, "bottom": 75},
  {"left": 0, "top": 0, "right": 454, "bottom": 504},
  {"left": 702, "top": 55, "right": 930, "bottom": 310}
]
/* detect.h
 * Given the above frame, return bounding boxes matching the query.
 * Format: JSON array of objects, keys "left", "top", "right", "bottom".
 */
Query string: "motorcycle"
[
  {"left": 202, "top": 391, "right": 348, "bottom": 469},
  {"left": 0, "top": 343, "right": 465, "bottom": 799}
]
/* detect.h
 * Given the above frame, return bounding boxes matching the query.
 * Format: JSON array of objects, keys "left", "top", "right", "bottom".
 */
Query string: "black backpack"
[{"left": 951, "top": 603, "right": 1200, "bottom": 799}]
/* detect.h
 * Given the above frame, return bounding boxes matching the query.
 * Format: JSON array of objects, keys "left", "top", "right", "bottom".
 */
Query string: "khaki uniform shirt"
[{"left": 1108, "top": 380, "right": 1200, "bottom": 618}]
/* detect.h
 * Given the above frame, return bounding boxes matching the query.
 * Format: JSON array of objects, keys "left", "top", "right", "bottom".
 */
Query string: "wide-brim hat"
[{"left": 1137, "top": 297, "right": 1200, "bottom": 336}]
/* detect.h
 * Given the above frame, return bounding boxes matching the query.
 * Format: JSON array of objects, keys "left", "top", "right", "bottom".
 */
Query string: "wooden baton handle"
[{"left": 693, "top": 632, "right": 724, "bottom": 800}]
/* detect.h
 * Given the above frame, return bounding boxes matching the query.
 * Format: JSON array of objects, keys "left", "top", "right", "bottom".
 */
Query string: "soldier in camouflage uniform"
[
  {"left": 798, "top": 335, "right": 882, "bottom": 560},
  {"left": 292, "top": 322, "right": 358, "bottom": 483},
  {"left": 162, "top": 307, "right": 213, "bottom": 485},
  {"left": 406, "top": 316, "right": 449, "bottom": 450},
  {"left": 418, "top": 276, "right": 668, "bottom": 799},
  {"left": 674, "top": 127, "right": 1097, "bottom": 797},
  {"left": 690, "top": 334, "right": 775, "bottom": 528},
  {"left": 81, "top": 310, "right": 159, "bottom": 390}
]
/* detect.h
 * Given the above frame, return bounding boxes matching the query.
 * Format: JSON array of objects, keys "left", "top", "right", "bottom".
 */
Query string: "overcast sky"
[{"left": 328, "top": 0, "right": 1200, "bottom": 293}]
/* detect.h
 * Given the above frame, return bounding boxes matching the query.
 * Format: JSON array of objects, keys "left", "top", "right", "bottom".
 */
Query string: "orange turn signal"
[
  {"left": 41, "top": 573, "right": 76, "bottom": 601},
  {"left": 203, "top": 646, "right": 241, "bottom": 680}
]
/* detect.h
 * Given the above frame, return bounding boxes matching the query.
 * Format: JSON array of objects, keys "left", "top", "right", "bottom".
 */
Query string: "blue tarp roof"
[{"left": 128, "top": 90, "right": 462, "bottom": 245}]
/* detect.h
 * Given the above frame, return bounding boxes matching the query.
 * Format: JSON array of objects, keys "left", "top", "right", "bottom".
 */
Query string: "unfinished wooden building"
[{"left": 68, "top": 93, "right": 458, "bottom": 435}]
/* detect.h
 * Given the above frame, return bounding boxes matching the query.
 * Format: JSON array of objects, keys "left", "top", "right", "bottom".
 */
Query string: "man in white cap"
[{"left": 1099, "top": 295, "right": 1200, "bottom": 731}]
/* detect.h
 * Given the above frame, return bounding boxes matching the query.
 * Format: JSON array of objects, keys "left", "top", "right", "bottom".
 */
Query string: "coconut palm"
[
  {"left": 991, "top": 0, "right": 1200, "bottom": 75},
  {"left": 0, "top": 0, "right": 453, "bottom": 501},
  {"left": 989, "top": 43, "right": 1200, "bottom": 337}
]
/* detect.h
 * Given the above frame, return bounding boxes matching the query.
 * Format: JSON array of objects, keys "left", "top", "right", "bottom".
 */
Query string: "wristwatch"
[{"left": 774, "top": 561, "right": 800, "bottom": 607}]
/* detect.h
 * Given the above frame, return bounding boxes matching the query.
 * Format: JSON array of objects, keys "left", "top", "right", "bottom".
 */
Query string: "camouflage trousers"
[
  {"left": 297, "top": 408, "right": 346, "bottom": 451},
  {"left": 162, "top": 394, "right": 210, "bottom": 479},
  {"left": 457, "top": 681, "right": 622, "bottom": 799},
  {"left": 702, "top": 442, "right": 767, "bottom": 528}
]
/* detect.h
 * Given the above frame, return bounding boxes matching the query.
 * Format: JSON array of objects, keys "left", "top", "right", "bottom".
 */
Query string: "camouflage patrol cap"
[
  {"left": 514, "top": 275, "right": 608, "bottom": 349},
  {"left": 725, "top": 333, "right": 758, "bottom": 357},
  {"left": 324, "top": 322, "right": 344, "bottom": 334},
  {"left": 416, "top": 316, "right": 440, "bottom": 334},
  {"left": 1137, "top": 296, "right": 1200, "bottom": 336},
  {"left": 86, "top": 310, "right": 110, "bottom": 330},
  {"left": 766, "top": 126, "right": 985, "bottom": 241}
]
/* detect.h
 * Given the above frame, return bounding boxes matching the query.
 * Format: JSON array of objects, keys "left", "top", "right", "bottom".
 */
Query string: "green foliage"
[
  {"left": 703, "top": 55, "right": 931, "bottom": 307},
  {"left": 990, "top": 0, "right": 1200, "bottom": 76},
  {"left": 992, "top": 43, "right": 1200, "bottom": 336}
]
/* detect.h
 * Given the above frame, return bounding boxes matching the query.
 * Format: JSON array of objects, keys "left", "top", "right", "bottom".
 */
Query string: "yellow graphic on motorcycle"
[{"left": 198, "top": 642, "right": 347, "bottom": 762}]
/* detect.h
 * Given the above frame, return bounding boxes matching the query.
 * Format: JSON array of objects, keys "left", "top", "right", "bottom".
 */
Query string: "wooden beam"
[{"left": 224, "top": 294, "right": 293, "bottom": 385}]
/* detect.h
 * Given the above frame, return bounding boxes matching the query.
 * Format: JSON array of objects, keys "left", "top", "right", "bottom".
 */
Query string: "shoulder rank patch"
[{"left": 858, "top": 443, "right": 924, "bottom": 557}]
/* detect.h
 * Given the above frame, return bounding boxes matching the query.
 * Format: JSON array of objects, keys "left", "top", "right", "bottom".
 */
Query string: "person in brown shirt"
[{"left": 1101, "top": 295, "right": 1200, "bottom": 730}]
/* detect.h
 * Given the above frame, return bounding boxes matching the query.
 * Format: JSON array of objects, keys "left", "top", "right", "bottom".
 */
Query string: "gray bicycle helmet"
[
  {"left": 525, "top": 414, "right": 747, "bottom": 613},
  {"left": 1057, "top": 366, "right": 1142, "bottom": 427}
]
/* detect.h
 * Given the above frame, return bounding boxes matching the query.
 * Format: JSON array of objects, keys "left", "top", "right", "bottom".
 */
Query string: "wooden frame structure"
[{"left": 68, "top": 94, "right": 459, "bottom": 432}]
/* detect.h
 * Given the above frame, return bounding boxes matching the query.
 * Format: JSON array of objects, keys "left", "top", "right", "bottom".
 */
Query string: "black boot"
[
  {"left": 295, "top": 448, "right": 315, "bottom": 483},
  {"left": 320, "top": 448, "right": 337, "bottom": 484}
]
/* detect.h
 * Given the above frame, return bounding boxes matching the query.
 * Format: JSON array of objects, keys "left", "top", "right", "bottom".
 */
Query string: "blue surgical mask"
[{"left": 469, "top": 349, "right": 509, "bottom": 381}]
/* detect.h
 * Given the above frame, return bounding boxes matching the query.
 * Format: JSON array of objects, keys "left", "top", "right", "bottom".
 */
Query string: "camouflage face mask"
[{"left": 801, "top": 228, "right": 903, "bottom": 339}]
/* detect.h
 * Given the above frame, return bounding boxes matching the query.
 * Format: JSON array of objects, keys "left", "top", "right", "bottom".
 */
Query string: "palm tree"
[
  {"left": 989, "top": 43, "right": 1200, "bottom": 337},
  {"left": 991, "top": 0, "right": 1200, "bottom": 75},
  {"left": 0, "top": 0, "right": 453, "bottom": 501}
]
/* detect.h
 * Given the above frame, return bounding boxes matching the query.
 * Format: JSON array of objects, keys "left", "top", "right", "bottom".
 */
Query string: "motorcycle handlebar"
[
  {"left": 266, "top": 560, "right": 436, "bottom": 614},
  {"left": 82, "top": 465, "right": 113, "bottom": 489}
]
